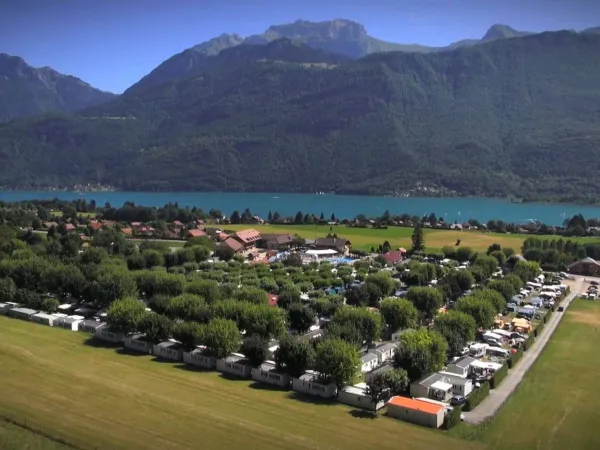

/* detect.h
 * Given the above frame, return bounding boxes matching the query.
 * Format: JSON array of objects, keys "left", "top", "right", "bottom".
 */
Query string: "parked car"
[
  {"left": 450, "top": 396, "right": 466, "bottom": 407},
  {"left": 590, "top": 281, "right": 599, "bottom": 286},
  {"left": 558, "top": 306, "right": 565, "bottom": 312}
]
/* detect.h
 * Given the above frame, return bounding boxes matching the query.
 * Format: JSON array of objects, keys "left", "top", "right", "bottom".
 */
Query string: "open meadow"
[
  {"left": 458, "top": 298, "right": 600, "bottom": 450},
  {"left": 0, "top": 317, "right": 481, "bottom": 450},
  {"left": 0, "top": 420, "right": 70, "bottom": 450}
]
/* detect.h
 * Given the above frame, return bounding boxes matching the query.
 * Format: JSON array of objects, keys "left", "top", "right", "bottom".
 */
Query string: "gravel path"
[{"left": 463, "top": 277, "right": 583, "bottom": 424}]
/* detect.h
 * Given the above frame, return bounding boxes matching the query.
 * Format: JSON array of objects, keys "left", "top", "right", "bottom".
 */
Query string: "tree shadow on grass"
[
  {"left": 173, "top": 364, "right": 214, "bottom": 373},
  {"left": 248, "top": 381, "right": 290, "bottom": 392},
  {"left": 151, "top": 357, "right": 184, "bottom": 365},
  {"left": 82, "top": 337, "right": 121, "bottom": 349},
  {"left": 219, "top": 373, "right": 252, "bottom": 382},
  {"left": 116, "top": 348, "right": 152, "bottom": 357},
  {"left": 348, "top": 409, "right": 377, "bottom": 419},
  {"left": 287, "top": 392, "right": 337, "bottom": 406}
]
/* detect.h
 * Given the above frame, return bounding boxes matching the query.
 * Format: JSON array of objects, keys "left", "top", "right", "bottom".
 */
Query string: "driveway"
[{"left": 463, "top": 276, "right": 584, "bottom": 424}]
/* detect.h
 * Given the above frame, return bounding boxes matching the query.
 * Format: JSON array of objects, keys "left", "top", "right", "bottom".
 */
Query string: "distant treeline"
[{"left": 1, "top": 199, "right": 599, "bottom": 238}]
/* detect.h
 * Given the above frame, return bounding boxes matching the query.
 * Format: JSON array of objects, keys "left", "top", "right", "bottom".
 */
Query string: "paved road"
[{"left": 463, "top": 277, "right": 584, "bottom": 424}]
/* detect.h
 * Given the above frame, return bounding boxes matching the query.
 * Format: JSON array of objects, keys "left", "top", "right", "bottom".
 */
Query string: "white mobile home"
[
  {"left": 365, "top": 363, "right": 393, "bottom": 384},
  {"left": 124, "top": 334, "right": 153, "bottom": 354},
  {"left": 183, "top": 348, "right": 217, "bottom": 369},
  {"left": 217, "top": 353, "right": 252, "bottom": 378},
  {"left": 368, "top": 342, "right": 396, "bottom": 364},
  {"left": 53, "top": 316, "right": 82, "bottom": 331},
  {"left": 469, "top": 343, "right": 489, "bottom": 358},
  {"left": 0, "top": 303, "right": 14, "bottom": 315},
  {"left": 292, "top": 370, "right": 337, "bottom": 399},
  {"left": 387, "top": 396, "right": 445, "bottom": 429},
  {"left": 78, "top": 320, "right": 106, "bottom": 334},
  {"left": 360, "top": 352, "right": 379, "bottom": 373},
  {"left": 446, "top": 356, "right": 476, "bottom": 378},
  {"left": 153, "top": 341, "right": 184, "bottom": 361},
  {"left": 437, "top": 372, "right": 474, "bottom": 397},
  {"left": 30, "top": 312, "right": 56, "bottom": 326},
  {"left": 7, "top": 307, "right": 38, "bottom": 320},
  {"left": 410, "top": 373, "right": 453, "bottom": 403},
  {"left": 338, "top": 383, "right": 384, "bottom": 411},
  {"left": 94, "top": 326, "right": 124, "bottom": 343},
  {"left": 251, "top": 361, "right": 291, "bottom": 388}
]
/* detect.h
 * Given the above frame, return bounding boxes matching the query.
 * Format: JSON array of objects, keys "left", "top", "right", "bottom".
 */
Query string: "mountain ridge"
[
  {"left": 0, "top": 53, "right": 116, "bottom": 122},
  {"left": 1, "top": 30, "right": 600, "bottom": 202}
]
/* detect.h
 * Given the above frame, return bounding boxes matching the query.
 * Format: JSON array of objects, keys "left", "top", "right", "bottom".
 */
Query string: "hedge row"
[
  {"left": 490, "top": 364, "right": 508, "bottom": 389},
  {"left": 442, "top": 406, "right": 463, "bottom": 430},
  {"left": 523, "top": 333, "right": 535, "bottom": 351},
  {"left": 534, "top": 320, "right": 545, "bottom": 337},
  {"left": 508, "top": 347, "right": 524, "bottom": 368},
  {"left": 464, "top": 382, "right": 490, "bottom": 411}
]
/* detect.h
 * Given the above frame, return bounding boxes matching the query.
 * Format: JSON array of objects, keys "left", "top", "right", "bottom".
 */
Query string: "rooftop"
[
  {"left": 234, "top": 229, "right": 261, "bottom": 244},
  {"left": 449, "top": 356, "right": 477, "bottom": 369},
  {"left": 387, "top": 396, "right": 444, "bottom": 414},
  {"left": 361, "top": 353, "right": 378, "bottom": 363}
]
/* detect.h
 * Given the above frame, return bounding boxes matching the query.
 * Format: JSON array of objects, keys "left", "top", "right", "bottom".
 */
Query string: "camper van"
[
  {"left": 469, "top": 343, "right": 489, "bottom": 358},
  {"left": 482, "top": 331, "right": 505, "bottom": 346},
  {"left": 486, "top": 347, "right": 510, "bottom": 359}
]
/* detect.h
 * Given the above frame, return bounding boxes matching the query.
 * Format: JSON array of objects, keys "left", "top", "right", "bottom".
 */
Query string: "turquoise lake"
[{"left": 2, "top": 191, "right": 600, "bottom": 226}]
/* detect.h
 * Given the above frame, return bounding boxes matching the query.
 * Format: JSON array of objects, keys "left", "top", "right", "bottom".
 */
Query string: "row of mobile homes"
[
  {"left": 251, "top": 361, "right": 291, "bottom": 388},
  {"left": 30, "top": 312, "right": 56, "bottom": 326},
  {"left": 0, "top": 302, "right": 17, "bottom": 315},
  {"left": 79, "top": 320, "right": 105, "bottom": 334},
  {"left": 7, "top": 307, "right": 38, "bottom": 320},
  {"left": 153, "top": 341, "right": 184, "bottom": 361},
  {"left": 124, "top": 334, "right": 153, "bottom": 354},
  {"left": 94, "top": 326, "right": 124, "bottom": 343}
]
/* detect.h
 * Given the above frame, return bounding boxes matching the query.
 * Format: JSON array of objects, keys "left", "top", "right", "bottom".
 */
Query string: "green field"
[
  {"left": 0, "top": 420, "right": 70, "bottom": 450},
  {"left": 0, "top": 318, "right": 481, "bottom": 450},
  {"left": 224, "top": 224, "right": 527, "bottom": 253},
  {"left": 465, "top": 298, "right": 600, "bottom": 449}
]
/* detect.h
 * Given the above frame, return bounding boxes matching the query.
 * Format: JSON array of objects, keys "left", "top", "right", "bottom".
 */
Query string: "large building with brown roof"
[
  {"left": 259, "top": 233, "right": 294, "bottom": 250},
  {"left": 568, "top": 257, "right": 600, "bottom": 276},
  {"left": 233, "top": 229, "right": 261, "bottom": 249}
]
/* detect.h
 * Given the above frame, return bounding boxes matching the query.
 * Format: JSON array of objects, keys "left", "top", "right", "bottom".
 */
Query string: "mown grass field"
[
  {"left": 223, "top": 224, "right": 527, "bottom": 253},
  {"left": 0, "top": 317, "right": 481, "bottom": 450},
  {"left": 462, "top": 298, "right": 600, "bottom": 450},
  {"left": 0, "top": 420, "right": 70, "bottom": 450}
]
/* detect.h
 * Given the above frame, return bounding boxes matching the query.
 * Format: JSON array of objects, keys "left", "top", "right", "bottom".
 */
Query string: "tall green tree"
[
  {"left": 406, "top": 286, "right": 443, "bottom": 320},
  {"left": 434, "top": 311, "right": 477, "bottom": 356},
  {"left": 274, "top": 335, "right": 315, "bottom": 378},
  {"left": 106, "top": 297, "right": 147, "bottom": 334},
  {"left": 393, "top": 328, "right": 447, "bottom": 382},
  {"left": 379, "top": 297, "right": 418, "bottom": 331},
  {"left": 314, "top": 338, "right": 360, "bottom": 389},
  {"left": 198, "top": 318, "right": 240, "bottom": 359},
  {"left": 138, "top": 313, "right": 174, "bottom": 343},
  {"left": 411, "top": 224, "right": 425, "bottom": 253},
  {"left": 241, "top": 334, "right": 269, "bottom": 367}
]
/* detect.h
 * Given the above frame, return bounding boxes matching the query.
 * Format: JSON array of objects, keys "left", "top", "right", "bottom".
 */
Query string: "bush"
[
  {"left": 534, "top": 320, "right": 545, "bottom": 337},
  {"left": 463, "top": 382, "right": 490, "bottom": 411},
  {"left": 490, "top": 364, "right": 508, "bottom": 389},
  {"left": 508, "top": 348, "right": 524, "bottom": 368},
  {"left": 523, "top": 334, "right": 535, "bottom": 351},
  {"left": 443, "top": 406, "right": 463, "bottom": 430}
]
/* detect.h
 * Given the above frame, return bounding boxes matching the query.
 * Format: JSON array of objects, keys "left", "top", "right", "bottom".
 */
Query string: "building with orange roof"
[
  {"left": 233, "top": 229, "right": 261, "bottom": 249},
  {"left": 387, "top": 396, "right": 446, "bottom": 428}
]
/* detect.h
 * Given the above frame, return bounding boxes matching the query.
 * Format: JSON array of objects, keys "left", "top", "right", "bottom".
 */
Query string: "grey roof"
[
  {"left": 81, "top": 320, "right": 105, "bottom": 329},
  {"left": 373, "top": 342, "right": 396, "bottom": 353},
  {"left": 414, "top": 372, "right": 444, "bottom": 388},
  {"left": 361, "top": 353, "right": 378, "bottom": 363},
  {"left": 156, "top": 341, "right": 181, "bottom": 349},
  {"left": 568, "top": 257, "right": 600, "bottom": 268},
  {"left": 11, "top": 307, "right": 38, "bottom": 315},
  {"left": 450, "top": 356, "right": 476, "bottom": 369},
  {"left": 259, "top": 361, "right": 278, "bottom": 372},
  {"left": 367, "top": 363, "right": 393, "bottom": 376}
]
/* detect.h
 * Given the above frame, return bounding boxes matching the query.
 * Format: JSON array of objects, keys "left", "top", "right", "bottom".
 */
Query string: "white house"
[
  {"left": 360, "top": 352, "right": 379, "bottom": 373},
  {"left": 94, "top": 326, "right": 124, "bottom": 343},
  {"left": 437, "top": 372, "right": 474, "bottom": 397},
  {"left": 217, "top": 353, "right": 252, "bottom": 378},
  {"left": 387, "top": 396, "right": 445, "bottom": 429},
  {"left": 54, "top": 316, "right": 83, "bottom": 331},
  {"left": 368, "top": 342, "right": 396, "bottom": 364},
  {"left": 124, "top": 334, "right": 153, "bottom": 354},
  {"left": 292, "top": 370, "right": 337, "bottom": 399},
  {"left": 30, "top": 312, "right": 56, "bottom": 326},
  {"left": 251, "top": 361, "right": 291, "bottom": 388},
  {"left": 153, "top": 341, "right": 184, "bottom": 361},
  {"left": 183, "top": 347, "right": 217, "bottom": 369},
  {"left": 446, "top": 356, "right": 476, "bottom": 378},
  {"left": 337, "top": 383, "right": 384, "bottom": 411},
  {"left": 0, "top": 303, "right": 14, "bottom": 315}
]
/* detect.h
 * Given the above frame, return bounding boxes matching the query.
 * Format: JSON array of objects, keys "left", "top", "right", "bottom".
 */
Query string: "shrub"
[
  {"left": 523, "top": 334, "right": 535, "bottom": 351},
  {"left": 443, "top": 406, "right": 463, "bottom": 430},
  {"left": 534, "top": 320, "right": 545, "bottom": 337},
  {"left": 463, "top": 382, "right": 490, "bottom": 411},
  {"left": 508, "top": 348, "right": 524, "bottom": 368},
  {"left": 490, "top": 364, "right": 508, "bottom": 389}
]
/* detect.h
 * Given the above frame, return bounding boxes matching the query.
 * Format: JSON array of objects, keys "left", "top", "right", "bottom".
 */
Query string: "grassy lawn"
[
  {"left": 0, "top": 420, "right": 70, "bottom": 450},
  {"left": 222, "top": 224, "right": 527, "bottom": 253},
  {"left": 0, "top": 317, "right": 482, "bottom": 450},
  {"left": 461, "top": 299, "right": 600, "bottom": 450}
]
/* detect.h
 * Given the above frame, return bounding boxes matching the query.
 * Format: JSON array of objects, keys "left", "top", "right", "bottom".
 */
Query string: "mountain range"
[
  {"left": 0, "top": 53, "right": 115, "bottom": 123},
  {"left": 1, "top": 20, "right": 600, "bottom": 202}
]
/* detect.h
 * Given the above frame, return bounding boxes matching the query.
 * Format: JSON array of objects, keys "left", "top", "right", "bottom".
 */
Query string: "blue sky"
[{"left": 1, "top": 0, "right": 598, "bottom": 93}]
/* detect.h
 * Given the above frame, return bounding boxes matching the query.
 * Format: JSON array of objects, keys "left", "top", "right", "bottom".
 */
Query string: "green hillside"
[{"left": 1, "top": 31, "right": 600, "bottom": 201}]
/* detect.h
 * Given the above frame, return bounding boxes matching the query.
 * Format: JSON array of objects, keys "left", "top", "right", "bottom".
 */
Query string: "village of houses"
[{"left": 1, "top": 217, "right": 585, "bottom": 430}]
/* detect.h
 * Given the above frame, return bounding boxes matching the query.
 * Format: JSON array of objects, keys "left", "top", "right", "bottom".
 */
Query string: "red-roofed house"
[
  {"left": 219, "top": 237, "right": 244, "bottom": 254},
  {"left": 187, "top": 229, "right": 207, "bottom": 238},
  {"left": 120, "top": 227, "right": 133, "bottom": 236},
  {"left": 387, "top": 396, "right": 445, "bottom": 428},
  {"left": 382, "top": 250, "right": 404, "bottom": 266},
  {"left": 65, "top": 223, "right": 77, "bottom": 232},
  {"left": 233, "top": 229, "right": 261, "bottom": 249},
  {"left": 89, "top": 221, "right": 103, "bottom": 231},
  {"left": 173, "top": 220, "right": 184, "bottom": 227}
]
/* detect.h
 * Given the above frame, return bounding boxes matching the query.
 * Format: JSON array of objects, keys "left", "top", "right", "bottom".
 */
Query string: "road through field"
[{"left": 463, "top": 277, "right": 584, "bottom": 424}]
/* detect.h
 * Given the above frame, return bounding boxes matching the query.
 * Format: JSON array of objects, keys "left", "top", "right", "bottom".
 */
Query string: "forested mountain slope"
[
  {"left": 0, "top": 54, "right": 116, "bottom": 122},
  {"left": 1, "top": 32, "right": 600, "bottom": 201}
]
